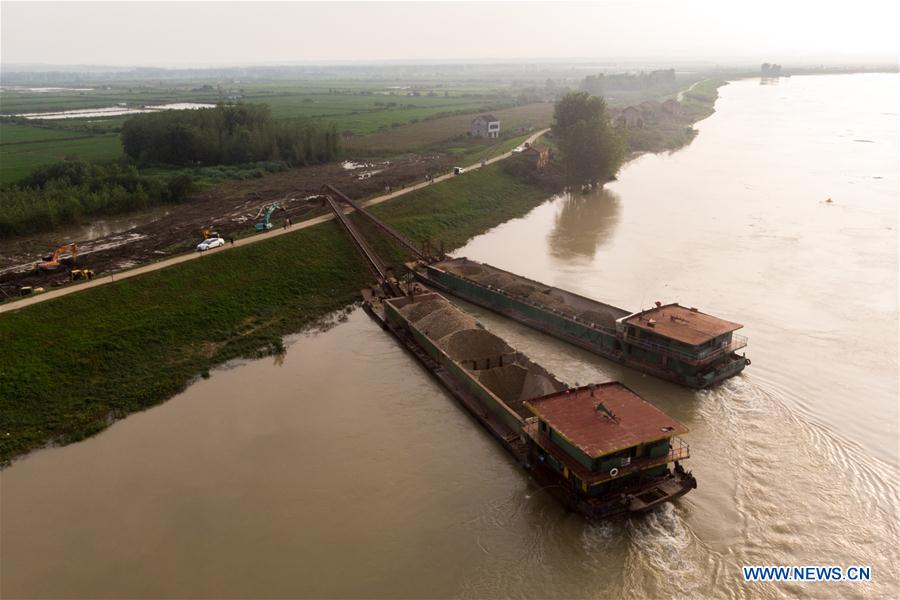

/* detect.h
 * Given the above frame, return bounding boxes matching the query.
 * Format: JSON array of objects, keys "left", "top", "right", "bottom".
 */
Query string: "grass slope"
[{"left": 0, "top": 165, "right": 555, "bottom": 465}]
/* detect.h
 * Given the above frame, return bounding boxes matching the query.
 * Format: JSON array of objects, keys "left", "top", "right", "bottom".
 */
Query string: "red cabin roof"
[
  {"left": 623, "top": 303, "right": 742, "bottom": 346},
  {"left": 524, "top": 383, "right": 688, "bottom": 458}
]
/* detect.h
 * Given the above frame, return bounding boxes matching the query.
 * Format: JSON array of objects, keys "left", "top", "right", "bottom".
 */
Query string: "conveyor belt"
[
  {"left": 324, "top": 194, "right": 390, "bottom": 281},
  {"left": 323, "top": 184, "right": 427, "bottom": 261}
]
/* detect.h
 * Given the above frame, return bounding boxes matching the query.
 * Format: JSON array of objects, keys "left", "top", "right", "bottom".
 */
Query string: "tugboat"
[{"left": 522, "top": 382, "right": 696, "bottom": 517}]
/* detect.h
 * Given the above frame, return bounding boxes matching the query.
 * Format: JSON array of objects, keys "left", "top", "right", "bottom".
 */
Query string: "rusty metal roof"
[
  {"left": 522, "top": 144, "right": 549, "bottom": 155},
  {"left": 624, "top": 303, "right": 742, "bottom": 346},
  {"left": 524, "top": 383, "right": 688, "bottom": 458}
]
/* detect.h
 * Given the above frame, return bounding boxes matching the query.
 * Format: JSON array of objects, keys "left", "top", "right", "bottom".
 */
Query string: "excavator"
[
  {"left": 255, "top": 202, "right": 282, "bottom": 231},
  {"left": 36, "top": 243, "right": 78, "bottom": 273},
  {"left": 198, "top": 227, "right": 220, "bottom": 241}
]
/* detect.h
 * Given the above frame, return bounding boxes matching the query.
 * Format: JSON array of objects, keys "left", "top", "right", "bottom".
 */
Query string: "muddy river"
[{"left": 2, "top": 73, "right": 897, "bottom": 598}]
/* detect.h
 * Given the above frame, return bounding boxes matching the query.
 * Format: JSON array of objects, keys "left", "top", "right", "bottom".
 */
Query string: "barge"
[
  {"left": 371, "top": 290, "right": 697, "bottom": 519},
  {"left": 323, "top": 183, "right": 697, "bottom": 518},
  {"left": 412, "top": 257, "right": 750, "bottom": 388}
]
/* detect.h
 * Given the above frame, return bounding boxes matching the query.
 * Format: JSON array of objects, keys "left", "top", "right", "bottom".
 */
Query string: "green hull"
[{"left": 416, "top": 260, "right": 748, "bottom": 389}]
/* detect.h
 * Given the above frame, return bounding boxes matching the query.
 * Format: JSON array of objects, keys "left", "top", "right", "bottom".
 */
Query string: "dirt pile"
[
  {"left": 398, "top": 298, "right": 446, "bottom": 323},
  {"left": 477, "top": 364, "right": 529, "bottom": 402},
  {"left": 475, "top": 364, "right": 560, "bottom": 403},
  {"left": 438, "top": 328, "right": 512, "bottom": 362},
  {"left": 505, "top": 283, "right": 536, "bottom": 297},
  {"left": 399, "top": 296, "right": 515, "bottom": 362},
  {"left": 416, "top": 307, "right": 477, "bottom": 340},
  {"left": 578, "top": 309, "right": 619, "bottom": 328}
]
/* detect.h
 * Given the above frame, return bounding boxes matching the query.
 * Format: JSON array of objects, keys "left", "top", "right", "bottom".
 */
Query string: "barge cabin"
[
  {"left": 413, "top": 257, "right": 749, "bottom": 388},
  {"left": 377, "top": 290, "right": 696, "bottom": 519},
  {"left": 523, "top": 383, "right": 695, "bottom": 516}
]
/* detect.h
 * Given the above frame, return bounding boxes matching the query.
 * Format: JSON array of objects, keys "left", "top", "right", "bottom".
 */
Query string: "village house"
[
  {"left": 470, "top": 114, "right": 500, "bottom": 138},
  {"left": 638, "top": 99, "right": 662, "bottom": 119},
  {"left": 614, "top": 106, "right": 644, "bottom": 129},
  {"left": 662, "top": 98, "right": 681, "bottom": 115},
  {"left": 517, "top": 142, "right": 550, "bottom": 170}
]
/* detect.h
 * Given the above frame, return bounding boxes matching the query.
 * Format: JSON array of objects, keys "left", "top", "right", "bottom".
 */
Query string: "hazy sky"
[{"left": 2, "top": 0, "right": 898, "bottom": 66}]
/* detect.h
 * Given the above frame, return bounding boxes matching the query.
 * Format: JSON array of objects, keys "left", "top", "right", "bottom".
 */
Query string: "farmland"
[
  {"left": 345, "top": 102, "right": 554, "bottom": 153},
  {"left": 0, "top": 80, "right": 524, "bottom": 184},
  {"left": 0, "top": 132, "right": 123, "bottom": 185},
  {"left": 0, "top": 83, "right": 515, "bottom": 130}
]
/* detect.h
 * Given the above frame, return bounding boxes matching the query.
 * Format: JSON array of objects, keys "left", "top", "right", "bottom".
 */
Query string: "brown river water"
[{"left": 2, "top": 74, "right": 897, "bottom": 598}]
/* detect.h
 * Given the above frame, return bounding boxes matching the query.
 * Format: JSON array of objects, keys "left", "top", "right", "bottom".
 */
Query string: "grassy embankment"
[{"left": 0, "top": 164, "right": 556, "bottom": 465}]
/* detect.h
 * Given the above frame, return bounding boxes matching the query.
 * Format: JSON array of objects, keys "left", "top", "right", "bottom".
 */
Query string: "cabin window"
[{"left": 540, "top": 421, "right": 547, "bottom": 432}]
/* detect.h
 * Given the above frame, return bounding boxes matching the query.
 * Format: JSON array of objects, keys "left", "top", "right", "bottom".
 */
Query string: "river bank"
[{"left": 0, "top": 165, "right": 557, "bottom": 465}]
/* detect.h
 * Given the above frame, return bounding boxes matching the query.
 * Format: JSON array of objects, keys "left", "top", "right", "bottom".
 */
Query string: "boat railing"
[
  {"left": 666, "top": 437, "right": 691, "bottom": 462},
  {"left": 602, "top": 438, "right": 691, "bottom": 482},
  {"left": 623, "top": 333, "right": 748, "bottom": 364},
  {"left": 525, "top": 422, "right": 691, "bottom": 483}
]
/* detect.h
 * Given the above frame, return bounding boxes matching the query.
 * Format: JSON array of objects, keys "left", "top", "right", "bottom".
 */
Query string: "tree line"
[
  {"left": 121, "top": 104, "right": 340, "bottom": 166},
  {"left": 581, "top": 69, "right": 676, "bottom": 96},
  {"left": 0, "top": 160, "right": 194, "bottom": 238}
]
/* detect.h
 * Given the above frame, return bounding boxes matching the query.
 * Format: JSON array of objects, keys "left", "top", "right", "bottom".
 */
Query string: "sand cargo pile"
[{"left": 390, "top": 292, "right": 566, "bottom": 428}]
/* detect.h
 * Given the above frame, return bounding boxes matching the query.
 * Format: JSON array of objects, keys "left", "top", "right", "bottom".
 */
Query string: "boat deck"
[{"left": 436, "top": 257, "right": 630, "bottom": 330}]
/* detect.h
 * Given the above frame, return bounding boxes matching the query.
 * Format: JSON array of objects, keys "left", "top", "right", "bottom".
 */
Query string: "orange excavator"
[{"left": 36, "top": 243, "right": 78, "bottom": 273}]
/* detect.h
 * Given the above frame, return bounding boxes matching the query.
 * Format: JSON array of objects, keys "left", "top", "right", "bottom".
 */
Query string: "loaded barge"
[
  {"left": 412, "top": 257, "right": 750, "bottom": 388},
  {"left": 323, "top": 183, "right": 697, "bottom": 518},
  {"left": 373, "top": 291, "right": 697, "bottom": 518}
]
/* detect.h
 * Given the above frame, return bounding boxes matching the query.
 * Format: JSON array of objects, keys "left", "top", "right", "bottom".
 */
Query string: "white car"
[{"left": 197, "top": 237, "right": 225, "bottom": 252}]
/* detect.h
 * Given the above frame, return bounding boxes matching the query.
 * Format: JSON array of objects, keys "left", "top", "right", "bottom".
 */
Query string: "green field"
[
  {"left": 0, "top": 164, "right": 556, "bottom": 465},
  {"left": 0, "top": 81, "right": 523, "bottom": 184},
  {"left": 0, "top": 133, "right": 123, "bottom": 185},
  {"left": 0, "top": 122, "right": 87, "bottom": 144},
  {"left": 345, "top": 102, "right": 554, "bottom": 153},
  {"left": 0, "top": 84, "right": 510, "bottom": 131}
]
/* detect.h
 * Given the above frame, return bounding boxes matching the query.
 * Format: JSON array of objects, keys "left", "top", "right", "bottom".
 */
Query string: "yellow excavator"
[
  {"left": 36, "top": 243, "right": 78, "bottom": 273},
  {"left": 199, "top": 227, "right": 220, "bottom": 240}
]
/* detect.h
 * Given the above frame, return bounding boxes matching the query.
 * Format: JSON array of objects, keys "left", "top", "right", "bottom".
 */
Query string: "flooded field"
[
  {"left": 1, "top": 73, "right": 897, "bottom": 598},
  {"left": 11, "top": 102, "right": 216, "bottom": 120}
]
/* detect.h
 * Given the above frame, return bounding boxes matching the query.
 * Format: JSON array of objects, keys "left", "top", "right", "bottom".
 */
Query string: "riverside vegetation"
[
  {"left": 0, "top": 105, "right": 340, "bottom": 237},
  {"left": 0, "top": 164, "right": 558, "bottom": 465}
]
